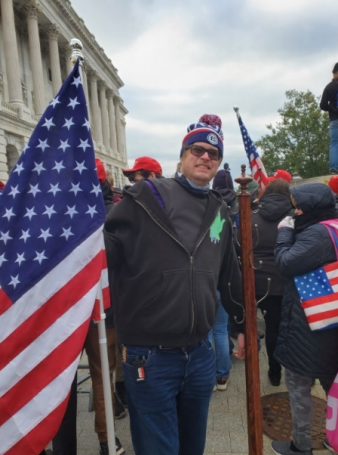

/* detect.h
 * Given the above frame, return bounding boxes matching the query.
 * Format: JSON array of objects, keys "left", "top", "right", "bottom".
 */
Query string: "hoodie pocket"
[{"left": 135, "top": 269, "right": 191, "bottom": 337}]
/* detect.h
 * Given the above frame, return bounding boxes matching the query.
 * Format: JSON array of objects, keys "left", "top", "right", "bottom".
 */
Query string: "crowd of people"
[{"left": 5, "top": 63, "right": 338, "bottom": 455}]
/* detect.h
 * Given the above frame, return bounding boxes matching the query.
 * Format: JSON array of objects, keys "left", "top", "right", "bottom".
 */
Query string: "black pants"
[
  {"left": 258, "top": 295, "right": 282, "bottom": 373},
  {"left": 40, "top": 373, "right": 77, "bottom": 455}
]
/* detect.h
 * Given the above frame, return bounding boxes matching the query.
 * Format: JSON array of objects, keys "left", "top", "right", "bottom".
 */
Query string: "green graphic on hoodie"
[{"left": 210, "top": 211, "right": 225, "bottom": 244}]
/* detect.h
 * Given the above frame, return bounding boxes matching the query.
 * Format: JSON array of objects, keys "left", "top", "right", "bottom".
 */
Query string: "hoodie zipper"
[{"left": 134, "top": 198, "right": 221, "bottom": 345}]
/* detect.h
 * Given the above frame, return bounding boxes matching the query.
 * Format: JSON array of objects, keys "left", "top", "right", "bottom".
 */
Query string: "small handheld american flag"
[{"left": 294, "top": 220, "right": 338, "bottom": 331}]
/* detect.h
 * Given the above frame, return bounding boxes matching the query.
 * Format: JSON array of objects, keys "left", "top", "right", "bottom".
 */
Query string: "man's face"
[
  {"left": 333, "top": 71, "right": 338, "bottom": 81},
  {"left": 127, "top": 170, "right": 156, "bottom": 183},
  {"left": 180, "top": 142, "right": 221, "bottom": 186}
]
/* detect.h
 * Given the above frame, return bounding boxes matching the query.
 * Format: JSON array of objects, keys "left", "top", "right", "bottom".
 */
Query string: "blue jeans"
[
  {"left": 329, "top": 119, "right": 338, "bottom": 171},
  {"left": 123, "top": 340, "right": 215, "bottom": 455},
  {"left": 208, "top": 296, "right": 232, "bottom": 378}
]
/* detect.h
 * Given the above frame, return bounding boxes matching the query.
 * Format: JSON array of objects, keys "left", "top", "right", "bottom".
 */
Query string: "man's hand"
[
  {"left": 233, "top": 333, "right": 245, "bottom": 360},
  {"left": 278, "top": 216, "right": 295, "bottom": 230}
]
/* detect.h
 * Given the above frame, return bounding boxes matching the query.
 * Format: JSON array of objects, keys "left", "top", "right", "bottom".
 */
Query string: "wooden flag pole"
[
  {"left": 69, "top": 39, "right": 116, "bottom": 455},
  {"left": 235, "top": 164, "right": 263, "bottom": 455}
]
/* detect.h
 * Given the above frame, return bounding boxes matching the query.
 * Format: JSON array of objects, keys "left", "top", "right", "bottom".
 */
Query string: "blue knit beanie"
[{"left": 181, "top": 114, "right": 224, "bottom": 157}]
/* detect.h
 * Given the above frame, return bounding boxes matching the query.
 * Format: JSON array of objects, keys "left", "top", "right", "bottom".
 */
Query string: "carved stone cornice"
[
  {"left": 87, "top": 70, "right": 98, "bottom": 82},
  {"left": 48, "top": 0, "right": 124, "bottom": 89},
  {"left": 98, "top": 80, "right": 107, "bottom": 91},
  {"left": 47, "top": 24, "right": 59, "bottom": 40},
  {"left": 23, "top": 0, "right": 42, "bottom": 19}
]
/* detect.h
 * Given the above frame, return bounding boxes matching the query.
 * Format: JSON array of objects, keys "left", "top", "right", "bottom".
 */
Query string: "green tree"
[{"left": 256, "top": 90, "right": 330, "bottom": 178}]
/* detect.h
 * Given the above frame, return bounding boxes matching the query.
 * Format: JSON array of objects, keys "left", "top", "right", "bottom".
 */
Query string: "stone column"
[
  {"left": 81, "top": 64, "right": 90, "bottom": 122},
  {"left": 62, "top": 44, "right": 73, "bottom": 75},
  {"left": 99, "top": 81, "right": 110, "bottom": 150},
  {"left": 88, "top": 71, "right": 102, "bottom": 145},
  {"left": 107, "top": 90, "right": 117, "bottom": 152},
  {"left": 122, "top": 119, "right": 128, "bottom": 160},
  {"left": 0, "top": 128, "right": 8, "bottom": 183},
  {"left": 48, "top": 24, "right": 62, "bottom": 96},
  {"left": 114, "top": 96, "right": 123, "bottom": 156},
  {"left": 0, "top": 0, "right": 24, "bottom": 104},
  {"left": 25, "top": 0, "right": 46, "bottom": 115}
]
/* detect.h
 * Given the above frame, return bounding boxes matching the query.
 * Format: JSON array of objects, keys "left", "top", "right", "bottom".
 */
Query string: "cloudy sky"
[{"left": 70, "top": 0, "right": 337, "bottom": 178}]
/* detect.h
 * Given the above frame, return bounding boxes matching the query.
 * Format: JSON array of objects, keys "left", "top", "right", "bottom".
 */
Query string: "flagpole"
[
  {"left": 69, "top": 38, "right": 85, "bottom": 78},
  {"left": 96, "top": 280, "right": 116, "bottom": 455},
  {"left": 234, "top": 105, "right": 240, "bottom": 121},
  {"left": 234, "top": 160, "right": 263, "bottom": 455},
  {"left": 69, "top": 40, "right": 116, "bottom": 455}
]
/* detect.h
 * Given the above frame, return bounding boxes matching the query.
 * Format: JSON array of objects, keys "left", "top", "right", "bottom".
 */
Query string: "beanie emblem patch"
[{"left": 207, "top": 133, "right": 218, "bottom": 145}]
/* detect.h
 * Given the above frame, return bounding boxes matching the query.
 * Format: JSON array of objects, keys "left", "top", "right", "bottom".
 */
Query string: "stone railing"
[{"left": 1, "top": 102, "right": 19, "bottom": 117}]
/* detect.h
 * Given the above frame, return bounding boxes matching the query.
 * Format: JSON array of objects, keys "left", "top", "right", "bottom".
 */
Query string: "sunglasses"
[{"left": 186, "top": 145, "right": 220, "bottom": 161}]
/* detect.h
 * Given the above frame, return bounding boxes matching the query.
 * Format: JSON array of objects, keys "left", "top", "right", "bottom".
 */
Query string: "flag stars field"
[
  {"left": 42, "top": 118, "right": 55, "bottom": 130},
  {"left": 68, "top": 97, "right": 80, "bottom": 109},
  {"left": 63, "top": 117, "right": 75, "bottom": 130},
  {"left": 14, "top": 162, "right": 24, "bottom": 175}
]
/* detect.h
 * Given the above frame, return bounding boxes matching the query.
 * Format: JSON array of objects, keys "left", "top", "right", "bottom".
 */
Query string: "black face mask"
[{"left": 294, "top": 206, "right": 338, "bottom": 233}]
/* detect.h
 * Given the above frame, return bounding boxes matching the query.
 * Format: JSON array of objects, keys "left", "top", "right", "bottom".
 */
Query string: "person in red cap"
[
  {"left": 328, "top": 175, "right": 338, "bottom": 210},
  {"left": 328, "top": 175, "right": 338, "bottom": 194},
  {"left": 122, "top": 156, "right": 163, "bottom": 183},
  {"left": 267, "top": 169, "right": 292, "bottom": 183}
]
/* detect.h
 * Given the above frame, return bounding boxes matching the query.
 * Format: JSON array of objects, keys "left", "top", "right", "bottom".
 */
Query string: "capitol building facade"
[{"left": 0, "top": 0, "right": 128, "bottom": 187}]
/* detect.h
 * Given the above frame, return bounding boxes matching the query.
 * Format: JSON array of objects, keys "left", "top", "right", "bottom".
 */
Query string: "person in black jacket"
[
  {"left": 271, "top": 183, "right": 338, "bottom": 455},
  {"left": 104, "top": 115, "right": 245, "bottom": 455},
  {"left": 84, "top": 159, "right": 125, "bottom": 455},
  {"left": 320, "top": 62, "right": 338, "bottom": 174},
  {"left": 212, "top": 165, "right": 238, "bottom": 221},
  {"left": 252, "top": 179, "right": 293, "bottom": 387}
]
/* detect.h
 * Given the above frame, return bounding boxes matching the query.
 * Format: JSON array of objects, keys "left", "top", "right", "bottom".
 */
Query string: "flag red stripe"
[
  {"left": 5, "top": 397, "right": 69, "bottom": 455},
  {"left": 302, "top": 293, "right": 338, "bottom": 308},
  {"left": 0, "top": 251, "right": 103, "bottom": 371},
  {"left": 325, "top": 262, "right": 338, "bottom": 273},
  {"left": 306, "top": 308, "right": 338, "bottom": 323},
  {"left": 330, "top": 276, "right": 338, "bottom": 286},
  {"left": 0, "top": 321, "right": 88, "bottom": 427},
  {"left": 0, "top": 288, "right": 13, "bottom": 317},
  {"left": 102, "top": 285, "right": 110, "bottom": 309},
  {"left": 183, "top": 128, "right": 222, "bottom": 143}
]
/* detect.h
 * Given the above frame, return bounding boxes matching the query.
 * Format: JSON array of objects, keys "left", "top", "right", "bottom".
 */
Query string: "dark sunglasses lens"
[
  {"left": 191, "top": 146, "right": 219, "bottom": 161},
  {"left": 207, "top": 151, "right": 219, "bottom": 161}
]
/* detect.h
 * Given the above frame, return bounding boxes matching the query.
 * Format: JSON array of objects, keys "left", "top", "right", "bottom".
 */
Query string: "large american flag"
[
  {"left": 294, "top": 262, "right": 338, "bottom": 331},
  {"left": 237, "top": 115, "right": 269, "bottom": 191},
  {"left": 0, "top": 61, "right": 108, "bottom": 454}
]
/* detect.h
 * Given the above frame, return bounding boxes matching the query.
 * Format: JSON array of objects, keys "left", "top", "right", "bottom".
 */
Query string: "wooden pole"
[{"left": 235, "top": 164, "right": 263, "bottom": 455}]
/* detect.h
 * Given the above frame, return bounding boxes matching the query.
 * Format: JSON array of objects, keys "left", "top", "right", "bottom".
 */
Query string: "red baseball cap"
[
  {"left": 123, "top": 156, "right": 162, "bottom": 176},
  {"left": 95, "top": 158, "right": 106, "bottom": 183},
  {"left": 328, "top": 176, "right": 338, "bottom": 194},
  {"left": 267, "top": 169, "right": 292, "bottom": 183}
]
